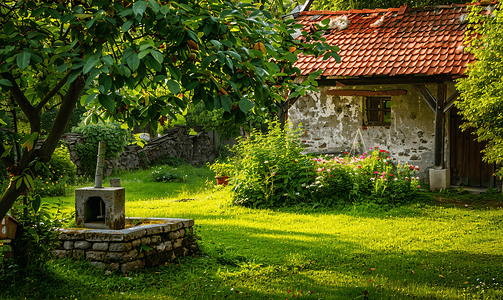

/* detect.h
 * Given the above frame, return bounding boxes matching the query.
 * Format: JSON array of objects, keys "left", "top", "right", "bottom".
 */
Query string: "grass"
[{"left": 1, "top": 164, "right": 503, "bottom": 300}]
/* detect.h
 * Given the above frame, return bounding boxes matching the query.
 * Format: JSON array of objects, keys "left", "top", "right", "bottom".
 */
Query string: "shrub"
[
  {"left": 230, "top": 121, "right": 316, "bottom": 208},
  {"left": 73, "top": 122, "right": 127, "bottom": 176},
  {"left": 33, "top": 144, "right": 76, "bottom": 197},
  {"left": 148, "top": 167, "right": 183, "bottom": 182},
  {"left": 227, "top": 121, "right": 424, "bottom": 208}
]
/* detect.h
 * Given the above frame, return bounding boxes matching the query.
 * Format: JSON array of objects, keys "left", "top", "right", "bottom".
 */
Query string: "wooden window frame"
[{"left": 363, "top": 97, "right": 391, "bottom": 126}]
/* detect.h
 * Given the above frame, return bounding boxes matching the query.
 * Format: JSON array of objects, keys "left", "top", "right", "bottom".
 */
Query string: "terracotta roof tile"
[{"left": 294, "top": 4, "right": 477, "bottom": 77}]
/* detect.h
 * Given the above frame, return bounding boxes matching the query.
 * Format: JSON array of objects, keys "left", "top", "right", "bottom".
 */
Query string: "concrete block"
[{"left": 429, "top": 168, "right": 450, "bottom": 191}]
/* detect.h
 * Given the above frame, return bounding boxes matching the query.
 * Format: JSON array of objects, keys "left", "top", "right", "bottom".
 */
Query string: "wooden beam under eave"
[
  {"left": 326, "top": 90, "right": 407, "bottom": 96},
  {"left": 415, "top": 85, "right": 437, "bottom": 113},
  {"left": 442, "top": 90, "right": 460, "bottom": 114}
]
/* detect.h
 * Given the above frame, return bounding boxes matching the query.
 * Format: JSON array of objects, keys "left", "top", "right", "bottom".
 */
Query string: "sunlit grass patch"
[{"left": 7, "top": 164, "right": 501, "bottom": 300}]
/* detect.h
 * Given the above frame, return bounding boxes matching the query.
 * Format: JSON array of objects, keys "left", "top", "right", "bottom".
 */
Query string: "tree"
[
  {"left": 456, "top": 3, "right": 503, "bottom": 177},
  {"left": 0, "top": 0, "right": 339, "bottom": 218}
]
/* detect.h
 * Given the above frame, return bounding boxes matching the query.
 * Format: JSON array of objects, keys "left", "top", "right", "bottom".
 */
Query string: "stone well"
[{"left": 52, "top": 217, "right": 198, "bottom": 273}]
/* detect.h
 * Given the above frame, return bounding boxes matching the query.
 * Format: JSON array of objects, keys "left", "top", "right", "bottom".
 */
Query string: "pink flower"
[
  {"left": 405, "top": 177, "right": 408, "bottom": 180},
  {"left": 374, "top": 171, "right": 379, "bottom": 174},
  {"left": 418, "top": 185, "right": 421, "bottom": 188},
  {"left": 358, "top": 165, "right": 362, "bottom": 169}
]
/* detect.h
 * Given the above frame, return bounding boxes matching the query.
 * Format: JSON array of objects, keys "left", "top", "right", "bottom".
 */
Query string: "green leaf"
[
  {"left": 186, "top": 29, "right": 199, "bottom": 43},
  {"left": 239, "top": 98, "right": 254, "bottom": 113},
  {"left": 221, "top": 95, "right": 233, "bottom": 112},
  {"left": 102, "top": 55, "right": 114, "bottom": 66},
  {"left": 16, "top": 51, "right": 31, "bottom": 70},
  {"left": 201, "top": 54, "right": 216, "bottom": 69},
  {"left": 127, "top": 53, "right": 140, "bottom": 71},
  {"left": 98, "top": 94, "right": 115, "bottom": 112},
  {"left": 121, "top": 19, "right": 134, "bottom": 32},
  {"left": 153, "top": 75, "right": 167, "bottom": 83},
  {"left": 138, "top": 48, "right": 151, "bottom": 59},
  {"left": 0, "top": 79, "right": 13, "bottom": 87},
  {"left": 186, "top": 80, "right": 200, "bottom": 90},
  {"left": 150, "top": 50, "right": 164, "bottom": 64},
  {"left": 56, "top": 63, "right": 70, "bottom": 73},
  {"left": 167, "top": 79, "right": 180, "bottom": 94},
  {"left": 148, "top": 0, "right": 161, "bottom": 12},
  {"left": 16, "top": 178, "right": 22, "bottom": 190},
  {"left": 32, "top": 194, "right": 41, "bottom": 213},
  {"left": 133, "top": 1, "right": 148, "bottom": 16},
  {"left": 83, "top": 57, "right": 99, "bottom": 74}
]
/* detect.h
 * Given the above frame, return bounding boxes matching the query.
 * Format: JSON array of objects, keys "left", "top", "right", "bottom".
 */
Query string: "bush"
[
  {"left": 148, "top": 167, "right": 183, "bottom": 182},
  {"left": 34, "top": 144, "right": 76, "bottom": 197},
  {"left": 230, "top": 121, "right": 316, "bottom": 208},
  {"left": 225, "top": 121, "right": 423, "bottom": 209},
  {"left": 73, "top": 122, "right": 127, "bottom": 176}
]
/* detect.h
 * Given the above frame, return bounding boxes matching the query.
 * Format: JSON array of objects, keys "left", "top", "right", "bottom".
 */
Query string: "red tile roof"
[{"left": 294, "top": 4, "right": 483, "bottom": 77}]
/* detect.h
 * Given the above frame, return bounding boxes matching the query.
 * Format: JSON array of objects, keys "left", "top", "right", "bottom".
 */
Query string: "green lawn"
[{"left": 2, "top": 165, "right": 502, "bottom": 299}]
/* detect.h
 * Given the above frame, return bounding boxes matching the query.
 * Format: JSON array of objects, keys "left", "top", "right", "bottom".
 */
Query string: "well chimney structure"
[{"left": 75, "top": 142, "right": 125, "bottom": 230}]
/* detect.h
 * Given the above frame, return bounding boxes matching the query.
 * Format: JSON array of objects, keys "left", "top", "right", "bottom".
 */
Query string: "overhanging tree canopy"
[
  {"left": 0, "top": 0, "right": 339, "bottom": 218},
  {"left": 456, "top": 3, "right": 503, "bottom": 177}
]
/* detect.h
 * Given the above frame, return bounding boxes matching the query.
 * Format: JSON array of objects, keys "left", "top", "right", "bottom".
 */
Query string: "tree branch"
[
  {"left": 36, "top": 72, "right": 70, "bottom": 110},
  {"left": 39, "top": 76, "right": 85, "bottom": 162}
]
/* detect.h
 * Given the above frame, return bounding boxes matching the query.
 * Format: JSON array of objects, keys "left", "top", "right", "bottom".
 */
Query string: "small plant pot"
[{"left": 215, "top": 176, "right": 230, "bottom": 186}]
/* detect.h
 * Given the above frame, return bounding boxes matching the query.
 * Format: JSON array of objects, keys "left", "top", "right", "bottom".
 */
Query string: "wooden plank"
[
  {"left": 415, "top": 85, "right": 437, "bottom": 113},
  {"left": 326, "top": 89, "right": 407, "bottom": 96},
  {"left": 468, "top": 131, "right": 482, "bottom": 187},
  {"left": 435, "top": 83, "right": 446, "bottom": 168},
  {"left": 449, "top": 108, "right": 462, "bottom": 185}
]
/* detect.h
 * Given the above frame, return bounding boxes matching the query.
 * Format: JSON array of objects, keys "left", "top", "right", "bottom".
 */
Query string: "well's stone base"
[
  {"left": 52, "top": 217, "right": 198, "bottom": 273},
  {"left": 429, "top": 168, "right": 450, "bottom": 191}
]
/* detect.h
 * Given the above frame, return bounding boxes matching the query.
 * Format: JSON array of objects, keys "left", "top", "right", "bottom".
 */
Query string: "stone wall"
[
  {"left": 52, "top": 218, "right": 197, "bottom": 273},
  {"left": 288, "top": 83, "right": 457, "bottom": 182},
  {"left": 61, "top": 125, "right": 218, "bottom": 175}
]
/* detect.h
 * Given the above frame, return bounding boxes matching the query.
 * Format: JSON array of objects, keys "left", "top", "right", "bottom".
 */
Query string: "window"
[{"left": 364, "top": 97, "right": 391, "bottom": 126}]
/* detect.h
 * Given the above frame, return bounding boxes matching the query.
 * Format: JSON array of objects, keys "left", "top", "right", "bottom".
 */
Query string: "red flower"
[{"left": 409, "top": 165, "right": 414, "bottom": 170}]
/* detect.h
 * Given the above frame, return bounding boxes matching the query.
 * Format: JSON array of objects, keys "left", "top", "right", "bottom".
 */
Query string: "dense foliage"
[
  {"left": 73, "top": 122, "right": 128, "bottom": 176},
  {"left": 34, "top": 144, "right": 76, "bottom": 197},
  {"left": 224, "top": 122, "right": 423, "bottom": 209},
  {"left": 456, "top": 3, "right": 503, "bottom": 177},
  {"left": 0, "top": 0, "right": 339, "bottom": 219}
]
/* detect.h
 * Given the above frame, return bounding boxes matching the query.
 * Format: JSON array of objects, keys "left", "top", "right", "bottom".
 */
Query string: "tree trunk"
[{"left": 0, "top": 78, "right": 85, "bottom": 219}]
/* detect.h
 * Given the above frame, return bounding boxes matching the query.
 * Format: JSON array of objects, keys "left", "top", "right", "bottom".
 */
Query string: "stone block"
[
  {"left": 63, "top": 241, "right": 75, "bottom": 250},
  {"left": 144, "top": 225, "right": 164, "bottom": 235},
  {"left": 106, "top": 252, "right": 125, "bottom": 262},
  {"left": 163, "top": 241, "right": 172, "bottom": 251},
  {"left": 86, "top": 230, "right": 125, "bottom": 242},
  {"left": 109, "top": 242, "right": 132, "bottom": 252},
  {"left": 86, "top": 251, "right": 106, "bottom": 261},
  {"left": 120, "top": 259, "right": 145, "bottom": 273},
  {"left": 131, "top": 238, "right": 141, "bottom": 247},
  {"left": 52, "top": 249, "right": 71, "bottom": 258},
  {"left": 429, "top": 168, "right": 450, "bottom": 191},
  {"left": 141, "top": 237, "right": 151, "bottom": 245},
  {"left": 179, "top": 229, "right": 185, "bottom": 238},
  {"left": 174, "top": 238, "right": 183, "bottom": 248},
  {"left": 109, "top": 263, "right": 120, "bottom": 270},
  {"left": 168, "top": 231, "right": 180, "bottom": 240},
  {"left": 150, "top": 235, "right": 162, "bottom": 244},
  {"left": 89, "top": 261, "right": 107, "bottom": 269},
  {"left": 74, "top": 241, "right": 93, "bottom": 249},
  {"left": 93, "top": 242, "right": 109, "bottom": 251},
  {"left": 58, "top": 230, "right": 86, "bottom": 240},
  {"left": 123, "top": 249, "right": 139, "bottom": 261},
  {"left": 72, "top": 249, "right": 85, "bottom": 259}
]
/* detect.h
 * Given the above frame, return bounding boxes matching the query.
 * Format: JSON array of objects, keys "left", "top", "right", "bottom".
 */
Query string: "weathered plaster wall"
[{"left": 289, "top": 83, "right": 457, "bottom": 181}]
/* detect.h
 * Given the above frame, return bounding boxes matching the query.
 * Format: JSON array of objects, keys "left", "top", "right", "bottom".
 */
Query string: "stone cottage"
[{"left": 288, "top": 3, "right": 498, "bottom": 189}]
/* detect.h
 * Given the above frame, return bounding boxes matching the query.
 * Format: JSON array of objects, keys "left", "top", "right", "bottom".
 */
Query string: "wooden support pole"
[{"left": 435, "top": 84, "right": 447, "bottom": 169}]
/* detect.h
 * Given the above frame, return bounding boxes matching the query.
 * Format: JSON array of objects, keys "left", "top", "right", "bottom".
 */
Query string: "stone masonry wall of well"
[{"left": 51, "top": 218, "right": 198, "bottom": 273}]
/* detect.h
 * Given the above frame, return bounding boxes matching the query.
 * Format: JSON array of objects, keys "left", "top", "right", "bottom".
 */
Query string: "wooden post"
[
  {"left": 94, "top": 142, "right": 106, "bottom": 188},
  {"left": 435, "top": 84, "right": 447, "bottom": 169}
]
